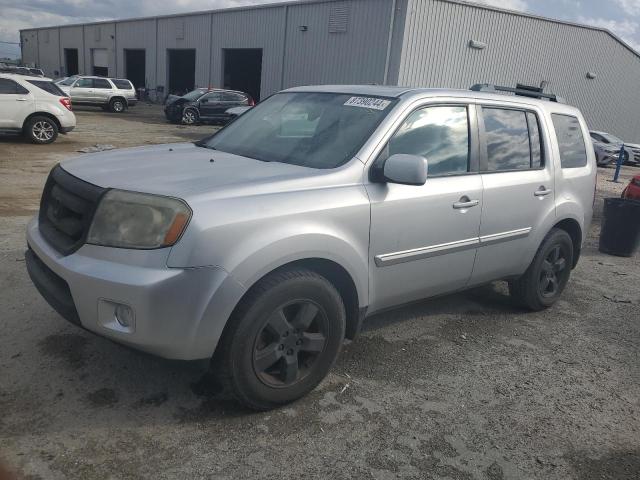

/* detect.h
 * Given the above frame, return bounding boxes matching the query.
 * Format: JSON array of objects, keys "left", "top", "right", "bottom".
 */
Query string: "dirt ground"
[{"left": 0, "top": 105, "right": 639, "bottom": 480}]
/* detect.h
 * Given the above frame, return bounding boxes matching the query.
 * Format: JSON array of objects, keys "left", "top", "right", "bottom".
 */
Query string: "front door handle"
[
  {"left": 16, "top": 98, "right": 28, "bottom": 102},
  {"left": 534, "top": 187, "right": 553, "bottom": 197},
  {"left": 453, "top": 197, "right": 480, "bottom": 209}
]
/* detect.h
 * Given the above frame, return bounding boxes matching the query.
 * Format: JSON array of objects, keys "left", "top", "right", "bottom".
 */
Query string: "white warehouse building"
[{"left": 20, "top": 0, "right": 640, "bottom": 141}]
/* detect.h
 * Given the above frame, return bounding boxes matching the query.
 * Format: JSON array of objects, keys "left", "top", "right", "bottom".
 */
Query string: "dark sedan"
[{"left": 164, "top": 88, "right": 254, "bottom": 125}]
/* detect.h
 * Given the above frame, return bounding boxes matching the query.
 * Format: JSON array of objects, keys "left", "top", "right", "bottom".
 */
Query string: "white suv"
[{"left": 0, "top": 73, "right": 76, "bottom": 144}]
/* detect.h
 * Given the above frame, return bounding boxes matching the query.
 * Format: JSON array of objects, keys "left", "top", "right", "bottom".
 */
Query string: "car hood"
[{"left": 60, "top": 142, "right": 335, "bottom": 200}]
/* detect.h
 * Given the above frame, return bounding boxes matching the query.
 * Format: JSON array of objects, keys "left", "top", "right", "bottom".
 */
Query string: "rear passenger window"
[
  {"left": 482, "top": 107, "right": 544, "bottom": 171},
  {"left": 383, "top": 105, "right": 470, "bottom": 176},
  {"left": 483, "top": 108, "right": 530, "bottom": 170},
  {"left": 93, "top": 78, "right": 111, "bottom": 89},
  {"left": 0, "top": 78, "right": 29, "bottom": 94},
  {"left": 552, "top": 114, "right": 587, "bottom": 168}
]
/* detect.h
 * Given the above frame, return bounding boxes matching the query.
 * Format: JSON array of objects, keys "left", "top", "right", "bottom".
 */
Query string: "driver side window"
[{"left": 376, "top": 105, "right": 470, "bottom": 177}]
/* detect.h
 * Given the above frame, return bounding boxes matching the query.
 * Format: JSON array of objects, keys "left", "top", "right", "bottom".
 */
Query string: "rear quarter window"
[
  {"left": 111, "top": 79, "right": 133, "bottom": 90},
  {"left": 26, "top": 80, "right": 66, "bottom": 97},
  {"left": 552, "top": 114, "right": 587, "bottom": 168}
]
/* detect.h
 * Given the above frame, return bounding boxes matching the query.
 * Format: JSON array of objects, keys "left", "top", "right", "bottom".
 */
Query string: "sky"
[{"left": 1, "top": 0, "right": 639, "bottom": 59}]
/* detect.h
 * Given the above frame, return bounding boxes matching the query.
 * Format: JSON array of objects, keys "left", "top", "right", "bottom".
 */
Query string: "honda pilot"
[{"left": 26, "top": 84, "right": 596, "bottom": 410}]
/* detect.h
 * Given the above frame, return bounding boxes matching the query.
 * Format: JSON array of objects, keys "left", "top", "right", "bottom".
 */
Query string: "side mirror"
[{"left": 383, "top": 154, "right": 428, "bottom": 186}]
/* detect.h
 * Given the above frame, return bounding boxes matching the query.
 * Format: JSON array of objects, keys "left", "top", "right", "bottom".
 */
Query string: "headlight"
[{"left": 87, "top": 190, "right": 191, "bottom": 249}]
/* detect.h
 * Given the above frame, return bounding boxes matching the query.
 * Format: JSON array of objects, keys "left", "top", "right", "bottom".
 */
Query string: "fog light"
[{"left": 115, "top": 304, "right": 134, "bottom": 328}]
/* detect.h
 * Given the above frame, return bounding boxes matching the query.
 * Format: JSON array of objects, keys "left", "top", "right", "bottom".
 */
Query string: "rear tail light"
[
  {"left": 59, "top": 97, "right": 72, "bottom": 111},
  {"left": 248, "top": 97, "right": 255, "bottom": 106}
]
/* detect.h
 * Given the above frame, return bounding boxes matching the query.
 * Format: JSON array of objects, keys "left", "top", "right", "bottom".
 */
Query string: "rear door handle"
[
  {"left": 16, "top": 98, "right": 28, "bottom": 101},
  {"left": 534, "top": 187, "right": 553, "bottom": 197},
  {"left": 453, "top": 198, "right": 480, "bottom": 209}
]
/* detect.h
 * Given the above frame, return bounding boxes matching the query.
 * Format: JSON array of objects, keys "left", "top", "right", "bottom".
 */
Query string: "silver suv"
[
  {"left": 57, "top": 76, "right": 137, "bottom": 112},
  {"left": 26, "top": 84, "right": 596, "bottom": 410}
]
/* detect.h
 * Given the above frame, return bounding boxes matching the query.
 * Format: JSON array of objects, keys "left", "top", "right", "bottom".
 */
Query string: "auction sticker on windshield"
[{"left": 344, "top": 97, "right": 392, "bottom": 110}]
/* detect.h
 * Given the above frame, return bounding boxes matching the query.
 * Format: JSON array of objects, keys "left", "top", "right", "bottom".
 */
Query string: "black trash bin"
[{"left": 599, "top": 198, "right": 640, "bottom": 257}]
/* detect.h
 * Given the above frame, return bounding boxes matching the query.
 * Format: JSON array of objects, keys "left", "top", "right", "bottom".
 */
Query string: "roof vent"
[{"left": 329, "top": 3, "right": 349, "bottom": 33}]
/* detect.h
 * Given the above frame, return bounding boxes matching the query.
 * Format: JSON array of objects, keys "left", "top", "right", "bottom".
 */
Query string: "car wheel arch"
[
  {"left": 22, "top": 112, "right": 60, "bottom": 132},
  {"left": 552, "top": 217, "right": 582, "bottom": 268}
]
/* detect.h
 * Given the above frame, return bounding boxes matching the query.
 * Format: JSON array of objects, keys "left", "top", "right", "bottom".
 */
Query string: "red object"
[
  {"left": 622, "top": 174, "right": 640, "bottom": 200},
  {"left": 247, "top": 96, "right": 255, "bottom": 106},
  {"left": 59, "top": 97, "right": 72, "bottom": 111}
]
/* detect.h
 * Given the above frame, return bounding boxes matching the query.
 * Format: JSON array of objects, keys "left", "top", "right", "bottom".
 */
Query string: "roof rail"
[{"left": 470, "top": 83, "right": 566, "bottom": 104}]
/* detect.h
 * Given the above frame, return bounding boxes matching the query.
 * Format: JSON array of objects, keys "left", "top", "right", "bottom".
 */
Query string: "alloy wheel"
[
  {"left": 539, "top": 244, "right": 567, "bottom": 298},
  {"left": 32, "top": 121, "right": 54, "bottom": 141},
  {"left": 182, "top": 110, "right": 197, "bottom": 124},
  {"left": 253, "top": 300, "right": 328, "bottom": 388}
]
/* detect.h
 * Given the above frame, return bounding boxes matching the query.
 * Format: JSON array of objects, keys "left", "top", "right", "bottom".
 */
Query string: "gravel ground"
[{"left": 0, "top": 105, "right": 638, "bottom": 479}]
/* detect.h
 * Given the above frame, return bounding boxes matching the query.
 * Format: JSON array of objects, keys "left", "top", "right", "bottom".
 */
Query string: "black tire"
[
  {"left": 109, "top": 98, "right": 126, "bottom": 113},
  {"left": 509, "top": 228, "right": 574, "bottom": 311},
  {"left": 24, "top": 116, "right": 58, "bottom": 144},
  {"left": 181, "top": 108, "right": 199, "bottom": 125},
  {"left": 213, "top": 268, "right": 346, "bottom": 410}
]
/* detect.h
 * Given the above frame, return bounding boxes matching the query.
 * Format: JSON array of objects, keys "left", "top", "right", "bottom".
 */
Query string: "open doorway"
[
  {"left": 167, "top": 49, "right": 195, "bottom": 96},
  {"left": 91, "top": 48, "right": 108, "bottom": 76},
  {"left": 125, "top": 49, "right": 146, "bottom": 88},
  {"left": 223, "top": 48, "right": 262, "bottom": 101},
  {"left": 64, "top": 48, "right": 79, "bottom": 76}
]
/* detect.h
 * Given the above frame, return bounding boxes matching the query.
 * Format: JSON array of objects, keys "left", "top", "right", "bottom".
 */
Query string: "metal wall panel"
[
  {"left": 20, "top": 31, "right": 39, "bottom": 69},
  {"left": 83, "top": 23, "right": 116, "bottom": 76},
  {"left": 115, "top": 19, "right": 158, "bottom": 86},
  {"left": 59, "top": 26, "right": 86, "bottom": 75},
  {"left": 398, "top": 0, "right": 640, "bottom": 141},
  {"left": 209, "top": 6, "right": 287, "bottom": 98},
  {"left": 156, "top": 14, "right": 212, "bottom": 91},
  {"left": 32, "top": 29, "right": 61, "bottom": 76},
  {"left": 282, "top": 0, "right": 394, "bottom": 88}
]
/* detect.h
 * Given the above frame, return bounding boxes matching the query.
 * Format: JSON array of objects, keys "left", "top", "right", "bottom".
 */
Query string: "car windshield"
[
  {"left": 182, "top": 89, "right": 209, "bottom": 101},
  {"left": 58, "top": 76, "right": 78, "bottom": 86},
  {"left": 201, "top": 92, "right": 397, "bottom": 169},
  {"left": 601, "top": 133, "right": 624, "bottom": 144}
]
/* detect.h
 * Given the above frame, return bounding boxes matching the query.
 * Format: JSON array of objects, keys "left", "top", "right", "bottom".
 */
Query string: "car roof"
[
  {"left": 282, "top": 84, "right": 583, "bottom": 114},
  {"left": 0, "top": 73, "right": 53, "bottom": 81}
]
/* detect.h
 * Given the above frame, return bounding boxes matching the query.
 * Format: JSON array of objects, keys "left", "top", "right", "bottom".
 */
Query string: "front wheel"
[
  {"left": 181, "top": 108, "right": 199, "bottom": 125},
  {"left": 213, "top": 268, "right": 346, "bottom": 410},
  {"left": 25, "top": 116, "right": 58, "bottom": 144},
  {"left": 509, "top": 228, "right": 574, "bottom": 311}
]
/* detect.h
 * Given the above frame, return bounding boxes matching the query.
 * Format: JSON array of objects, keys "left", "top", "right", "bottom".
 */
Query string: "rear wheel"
[
  {"left": 109, "top": 98, "right": 126, "bottom": 113},
  {"left": 213, "top": 268, "right": 346, "bottom": 410},
  {"left": 25, "top": 116, "right": 58, "bottom": 144},
  {"left": 509, "top": 228, "right": 573, "bottom": 311}
]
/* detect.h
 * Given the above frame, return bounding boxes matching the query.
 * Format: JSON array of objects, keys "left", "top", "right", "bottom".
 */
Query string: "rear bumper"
[
  {"left": 60, "top": 125, "right": 75, "bottom": 134},
  {"left": 127, "top": 98, "right": 138, "bottom": 106}
]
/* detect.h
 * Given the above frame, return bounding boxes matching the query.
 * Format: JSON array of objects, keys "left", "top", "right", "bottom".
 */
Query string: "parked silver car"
[
  {"left": 589, "top": 130, "right": 636, "bottom": 166},
  {"left": 26, "top": 84, "right": 596, "bottom": 409},
  {"left": 56, "top": 75, "right": 137, "bottom": 112}
]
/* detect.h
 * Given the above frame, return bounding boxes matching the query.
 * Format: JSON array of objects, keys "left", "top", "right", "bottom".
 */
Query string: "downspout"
[
  {"left": 383, "top": 0, "right": 398, "bottom": 85},
  {"left": 280, "top": 4, "right": 289, "bottom": 91}
]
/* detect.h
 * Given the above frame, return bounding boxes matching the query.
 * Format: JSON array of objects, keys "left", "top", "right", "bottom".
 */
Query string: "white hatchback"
[{"left": 0, "top": 73, "right": 76, "bottom": 144}]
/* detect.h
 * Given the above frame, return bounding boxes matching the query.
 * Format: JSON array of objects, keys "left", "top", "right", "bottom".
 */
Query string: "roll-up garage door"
[{"left": 92, "top": 49, "right": 108, "bottom": 67}]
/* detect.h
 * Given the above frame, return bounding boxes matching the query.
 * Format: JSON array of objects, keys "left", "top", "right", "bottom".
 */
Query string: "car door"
[
  {"left": 197, "top": 92, "right": 223, "bottom": 119},
  {"left": 92, "top": 78, "right": 113, "bottom": 104},
  {"left": 0, "top": 78, "right": 34, "bottom": 129},
  {"left": 70, "top": 77, "right": 93, "bottom": 103},
  {"left": 366, "top": 103, "right": 483, "bottom": 312},
  {"left": 469, "top": 104, "right": 555, "bottom": 285}
]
